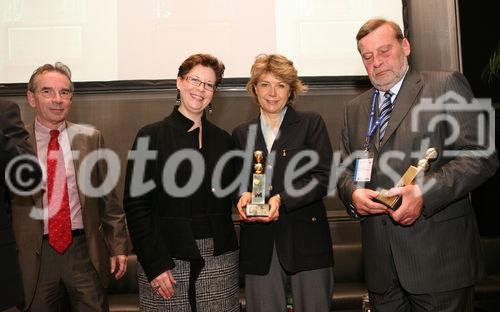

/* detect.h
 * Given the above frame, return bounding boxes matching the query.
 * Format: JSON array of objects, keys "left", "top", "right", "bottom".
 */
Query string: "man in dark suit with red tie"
[{"left": 11, "top": 62, "right": 129, "bottom": 311}]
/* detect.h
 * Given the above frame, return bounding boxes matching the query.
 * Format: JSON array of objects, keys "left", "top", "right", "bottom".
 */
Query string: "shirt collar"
[
  {"left": 34, "top": 118, "right": 66, "bottom": 136},
  {"left": 259, "top": 105, "right": 288, "bottom": 129},
  {"left": 386, "top": 65, "right": 409, "bottom": 99},
  {"left": 166, "top": 105, "right": 206, "bottom": 132}
]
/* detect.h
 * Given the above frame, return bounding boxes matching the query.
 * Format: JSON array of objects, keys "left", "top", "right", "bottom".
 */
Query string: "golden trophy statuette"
[
  {"left": 375, "top": 148, "right": 438, "bottom": 209},
  {"left": 246, "top": 150, "right": 270, "bottom": 217}
]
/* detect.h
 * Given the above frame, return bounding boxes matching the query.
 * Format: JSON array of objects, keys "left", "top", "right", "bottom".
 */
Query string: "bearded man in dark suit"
[{"left": 338, "top": 18, "right": 498, "bottom": 311}]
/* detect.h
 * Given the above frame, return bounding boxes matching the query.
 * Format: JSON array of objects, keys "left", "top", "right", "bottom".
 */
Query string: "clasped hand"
[
  {"left": 236, "top": 192, "right": 280, "bottom": 223},
  {"left": 352, "top": 184, "right": 424, "bottom": 226}
]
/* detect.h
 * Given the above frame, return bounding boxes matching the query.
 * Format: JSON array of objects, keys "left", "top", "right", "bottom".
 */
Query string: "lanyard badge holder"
[{"left": 354, "top": 91, "right": 379, "bottom": 182}]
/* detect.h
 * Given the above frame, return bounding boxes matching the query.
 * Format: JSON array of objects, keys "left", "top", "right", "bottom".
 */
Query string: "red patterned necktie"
[{"left": 47, "top": 129, "right": 72, "bottom": 254}]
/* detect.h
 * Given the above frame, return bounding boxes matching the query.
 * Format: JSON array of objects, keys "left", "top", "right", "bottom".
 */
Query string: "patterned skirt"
[{"left": 137, "top": 238, "right": 239, "bottom": 312}]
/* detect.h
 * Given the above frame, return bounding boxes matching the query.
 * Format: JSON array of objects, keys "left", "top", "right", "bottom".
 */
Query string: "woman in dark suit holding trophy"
[{"left": 233, "top": 54, "right": 334, "bottom": 312}]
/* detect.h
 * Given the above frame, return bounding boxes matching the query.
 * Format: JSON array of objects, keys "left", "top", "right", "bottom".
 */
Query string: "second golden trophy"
[
  {"left": 246, "top": 150, "right": 271, "bottom": 217},
  {"left": 375, "top": 148, "right": 438, "bottom": 209}
]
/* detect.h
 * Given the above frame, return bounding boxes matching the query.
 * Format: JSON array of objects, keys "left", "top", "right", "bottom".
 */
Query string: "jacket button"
[
  {"left": 35, "top": 250, "right": 41, "bottom": 256},
  {"left": 311, "top": 217, "right": 317, "bottom": 222}
]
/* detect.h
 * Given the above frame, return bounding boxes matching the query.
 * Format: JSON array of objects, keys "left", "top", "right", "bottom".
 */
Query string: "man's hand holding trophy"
[{"left": 375, "top": 148, "right": 438, "bottom": 210}]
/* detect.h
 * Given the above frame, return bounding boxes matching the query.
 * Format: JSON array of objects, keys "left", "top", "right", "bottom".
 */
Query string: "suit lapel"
[
  {"left": 271, "top": 106, "right": 300, "bottom": 152},
  {"left": 379, "top": 69, "right": 423, "bottom": 148},
  {"left": 252, "top": 117, "right": 267, "bottom": 153},
  {"left": 26, "top": 123, "right": 44, "bottom": 223},
  {"left": 26, "top": 124, "right": 37, "bottom": 155},
  {"left": 353, "top": 90, "right": 379, "bottom": 152}
]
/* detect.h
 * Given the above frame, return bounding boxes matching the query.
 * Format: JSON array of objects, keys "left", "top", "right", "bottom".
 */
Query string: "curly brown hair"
[{"left": 177, "top": 53, "right": 225, "bottom": 87}]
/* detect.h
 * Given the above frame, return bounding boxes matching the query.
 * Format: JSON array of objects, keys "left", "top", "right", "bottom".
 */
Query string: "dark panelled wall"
[
  {"left": 459, "top": 0, "right": 500, "bottom": 236},
  {"left": 3, "top": 85, "right": 369, "bottom": 216}
]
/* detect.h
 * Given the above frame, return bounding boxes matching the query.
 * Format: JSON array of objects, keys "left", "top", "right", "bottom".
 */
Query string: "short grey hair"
[{"left": 27, "top": 62, "right": 74, "bottom": 92}]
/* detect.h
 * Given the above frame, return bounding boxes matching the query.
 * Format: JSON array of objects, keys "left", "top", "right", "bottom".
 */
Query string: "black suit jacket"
[
  {"left": 0, "top": 100, "right": 35, "bottom": 310},
  {"left": 233, "top": 106, "right": 334, "bottom": 275},
  {"left": 338, "top": 69, "right": 499, "bottom": 293},
  {"left": 124, "top": 106, "right": 238, "bottom": 281}
]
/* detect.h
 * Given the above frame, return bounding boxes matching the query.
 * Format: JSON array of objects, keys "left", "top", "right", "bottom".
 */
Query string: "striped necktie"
[{"left": 379, "top": 91, "right": 393, "bottom": 143}]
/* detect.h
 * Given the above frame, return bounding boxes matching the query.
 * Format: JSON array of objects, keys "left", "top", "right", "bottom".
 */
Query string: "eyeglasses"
[
  {"left": 255, "top": 81, "right": 290, "bottom": 93},
  {"left": 185, "top": 76, "right": 216, "bottom": 92},
  {"left": 35, "top": 88, "right": 73, "bottom": 99}
]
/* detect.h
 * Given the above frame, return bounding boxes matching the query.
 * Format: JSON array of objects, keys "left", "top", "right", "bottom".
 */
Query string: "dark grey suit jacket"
[
  {"left": 338, "top": 69, "right": 499, "bottom": 293},
  {"left": 0, "top": 100, "right": 35, "bottom": 310}
]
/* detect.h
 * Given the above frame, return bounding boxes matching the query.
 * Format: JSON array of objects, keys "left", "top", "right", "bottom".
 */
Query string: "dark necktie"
[
  {"left": 379, "top": 91, "right": 393, "bottom": 143},
  {"left": 47, "top": 130, "right": 72, "bottom": 254}
]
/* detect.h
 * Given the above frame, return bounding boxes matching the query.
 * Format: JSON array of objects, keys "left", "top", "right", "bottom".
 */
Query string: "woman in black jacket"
[
  {"left": 233, "top": 54, "right": 334, "bottom": 312},
  {"left": 124, "top": 54, "right": 239, "bottom": 312}
]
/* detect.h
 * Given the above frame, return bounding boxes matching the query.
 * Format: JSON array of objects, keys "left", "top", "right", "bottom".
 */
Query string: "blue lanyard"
[{"left": 364, "top": 90, "right": 381, "bottom": 151}]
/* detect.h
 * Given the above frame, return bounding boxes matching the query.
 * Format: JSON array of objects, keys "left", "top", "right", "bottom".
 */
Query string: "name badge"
[{"left": 354, "top": 157, "right": 373, "bottom": 182}]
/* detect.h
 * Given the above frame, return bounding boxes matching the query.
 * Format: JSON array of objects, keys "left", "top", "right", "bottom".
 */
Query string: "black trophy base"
[{"left": 246, "top": 203, "right": 270, "bottom": 217}]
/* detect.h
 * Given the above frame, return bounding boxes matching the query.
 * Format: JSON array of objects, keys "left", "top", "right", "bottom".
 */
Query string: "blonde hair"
[{"left": 246, "top": 54, "right": 307, "bottom": 105}]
